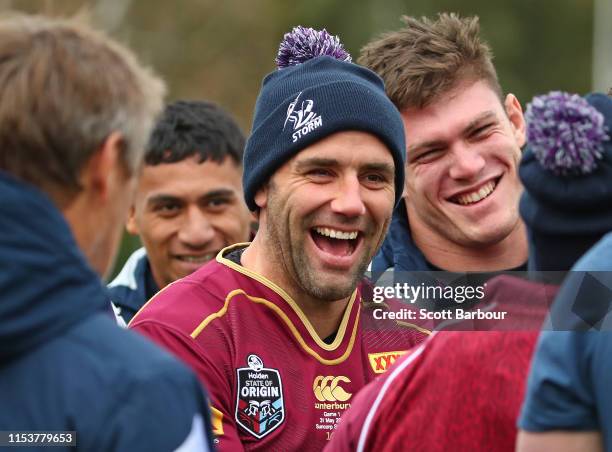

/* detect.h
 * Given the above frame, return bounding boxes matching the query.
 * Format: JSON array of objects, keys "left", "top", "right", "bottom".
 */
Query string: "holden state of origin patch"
[{"left": 235, "top": 354, "right": 285, "bottom": 439}]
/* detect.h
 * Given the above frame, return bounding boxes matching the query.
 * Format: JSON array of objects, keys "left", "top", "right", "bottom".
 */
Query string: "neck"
[
  {"left": 62, "top": 192, "right": 106, "bottom": 277},
  {"left": 407, "top": 212, "right": 528, "bottom": 272},
  {"left": 241, "top": 235, "right": 350, "bottom": 340},
  {"left": 63, "top": 195, "right": 92, "bottom": 263}
]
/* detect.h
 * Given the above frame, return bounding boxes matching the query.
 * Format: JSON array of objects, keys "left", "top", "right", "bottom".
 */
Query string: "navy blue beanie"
[
  {"left": 242, "top": 27, "right": 405, "bottom": 211},
  {"left": 519, "top": 91, "right": 612, "bottom": 270}
]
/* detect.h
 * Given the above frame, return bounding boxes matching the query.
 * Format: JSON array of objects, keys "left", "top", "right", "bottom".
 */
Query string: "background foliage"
[{"left": 3, "top": 0, "right": 598, "bottom": 278}]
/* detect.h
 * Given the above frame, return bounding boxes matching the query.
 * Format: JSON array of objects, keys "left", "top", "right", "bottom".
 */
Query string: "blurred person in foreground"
[
  {"left": 0, "top": 14, "right": 213, "bottom": 451},
  {"left": 517, "top": 92, "right": 612, "bottom": 452},
  {"left": 130, "top": 26, "right": 427, "bottom": 451},
  {"left": 326, "top": 90, "right": 612, "bottom": 451},
  {"left": 110, "top": 100, "right": 252, "bottom": 325},
  {"left": 359, "top": 13, "right": 528, "bottom": 272}
]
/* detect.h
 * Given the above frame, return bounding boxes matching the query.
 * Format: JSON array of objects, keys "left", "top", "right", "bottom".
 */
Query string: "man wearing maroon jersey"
[
  {"left": 130, "top": 26, "right": 428, "bottom": 451},
  {"left": 326, "top": 87, "right": 612, "bottom": 451},
  {"left": 324, "top": 275, "right": 557, "bottom": 452}
]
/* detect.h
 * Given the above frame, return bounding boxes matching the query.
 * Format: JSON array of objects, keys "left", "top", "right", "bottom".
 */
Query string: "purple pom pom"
[
  {"left": 525, "top": 91, "right": 609, "bottom": 175},
  {"left": 276, "top": 26, "right": 351, "bottom": 70}
]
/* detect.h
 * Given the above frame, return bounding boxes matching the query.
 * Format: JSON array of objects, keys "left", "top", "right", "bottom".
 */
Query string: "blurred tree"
[{"left": 593, "top": 0, "right": 612, "bottom": 91}]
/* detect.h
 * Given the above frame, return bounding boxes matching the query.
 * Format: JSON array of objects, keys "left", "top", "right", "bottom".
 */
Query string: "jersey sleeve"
[
  {"left": 131, "top": 320, "right": 245, "bottom": 451},
  {"left": 519, "top": 331, "right": 598, "bottom": 432}
]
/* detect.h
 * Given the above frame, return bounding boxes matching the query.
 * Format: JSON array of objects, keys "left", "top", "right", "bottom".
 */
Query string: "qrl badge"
[{"left": 235, "top": 354, "right": 285, "bottom": 439}]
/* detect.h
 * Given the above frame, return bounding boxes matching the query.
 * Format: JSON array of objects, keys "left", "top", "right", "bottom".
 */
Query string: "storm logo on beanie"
[{"left": 284, "top": 91, "right": 323, "bottom": 142}]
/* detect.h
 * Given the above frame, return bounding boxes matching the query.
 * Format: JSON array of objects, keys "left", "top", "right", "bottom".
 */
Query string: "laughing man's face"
[
  {"left": 403, "top": 79, "right": 526, "bottom": 249},
  {"left": 255, "top": 130, "right": 396, "bottom": 302}
]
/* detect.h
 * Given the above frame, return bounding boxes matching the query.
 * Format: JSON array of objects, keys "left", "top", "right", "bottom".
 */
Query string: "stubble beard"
[{"left": 265, "top": 195, "right": 368, "bottom": 303}]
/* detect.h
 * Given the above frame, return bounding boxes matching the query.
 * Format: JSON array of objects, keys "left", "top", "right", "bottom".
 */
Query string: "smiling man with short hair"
[
  {"left": 130, "top": 27, "right": 427, "bottom": 451},
  {"left": 110, "top": 100, "right": 252, "bottom": 324},
  {"left": 360, "top": 13, "right": 528, "bottom": 272}
]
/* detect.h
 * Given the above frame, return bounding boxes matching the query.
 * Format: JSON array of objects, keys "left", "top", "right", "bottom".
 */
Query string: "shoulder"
[
  {"left": 107, "top": 248, "right": 150, "bottom": 320},
  {"left": 108, "top": 247, "right": 148, "bottom": 291},
  {"left": 573, "top": 232, "right": 612, "bottom": 271},
  {"left": 519, "top": 331, "right": 601, "bottom": 432},
  {"left": 77, "top": 317, "right": 213, "bottom": 451},
  {"left": 483, "top": 274, "right": 557, "bottom": 326},
  {"left": 327, "top": 338, "right": 431, "bottom": 451},
  {"left": 530, "top": 331, "right": 598, "bottom": 376},
  {"left": 68, "top": 315, "right": 210, "bottom": 425},
  {"left": 7, "top": 313, "right": 211, "bottom": 449},
  {"left": 129, "top": 260, "right": 238, "bottom": 334},
  {"left": 325, "top": 368, "right": 388, "bottom": 452},
  {"left": 66, "top": 313, "right": 202, "bottom": 387}
]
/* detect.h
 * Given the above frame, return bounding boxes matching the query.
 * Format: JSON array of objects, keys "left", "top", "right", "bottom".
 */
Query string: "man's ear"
[
  {"left": 254, "top": 184, "right": 268, "bottom": 209},
  {"left": 83, "top": 131, "right": 125, "bottom": 201},
  {"left": 505, "top": 93, "right": 526, "bottom": 148},
  {"left": 126, "top": 206, "right": 139, "bottom": 235}
]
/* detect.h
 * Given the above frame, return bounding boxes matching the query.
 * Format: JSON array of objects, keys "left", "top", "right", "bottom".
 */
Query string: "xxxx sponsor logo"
[
  {"left": 368, "top": 351, "right": 408, "bottom": 374},
  {"left": 313, "top": 376, "right": 352, "bottom": 403}
]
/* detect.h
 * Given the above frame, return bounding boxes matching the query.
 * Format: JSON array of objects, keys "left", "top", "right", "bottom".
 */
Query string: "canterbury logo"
[
  {"left": 368, "top": 351, "right": 408, "bottom": 374},
  {"left": 283, "top": 91, "right": 323, "bottom": 142},
  {"left": 313, "top": 376, "right": 352, "bottom": 402}
]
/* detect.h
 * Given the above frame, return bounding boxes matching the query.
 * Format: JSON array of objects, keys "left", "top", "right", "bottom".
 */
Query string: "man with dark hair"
[
  {"left": 0, "top": 14, "right": 212, "bottom": 450},
  {"left": 359, "top": 13, "right": 528, "bottom": 272},
  {"left": 110, "top": 100, "right": 252, "bottom": 325}
]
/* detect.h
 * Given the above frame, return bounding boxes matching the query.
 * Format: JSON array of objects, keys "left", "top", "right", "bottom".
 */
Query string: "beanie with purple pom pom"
[
  {"left": 519, "top": 91, "right": 612, "bottom": 270},
  {"left": 242, "top": 26, "right": 406, "bottom": 211}
]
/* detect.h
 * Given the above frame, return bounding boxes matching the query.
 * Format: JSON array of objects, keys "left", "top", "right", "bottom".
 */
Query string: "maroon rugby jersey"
[
  {"left": 325, "top": 275, "right": 558, "bottom": 452},
  {"left": 130, "top": 244, "right": 428, "bottom": 451}
]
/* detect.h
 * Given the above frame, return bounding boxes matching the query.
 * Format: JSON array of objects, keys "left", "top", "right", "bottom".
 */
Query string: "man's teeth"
[
  {"left": 314, "top": 227, "right": 358, "bottom": 240},
  {"left": 177, "top": 253, "right": 215, "bottom": 263},
  {"left": 456, "top": 181, "right": 496, "bottom": 205}
]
